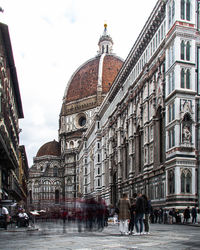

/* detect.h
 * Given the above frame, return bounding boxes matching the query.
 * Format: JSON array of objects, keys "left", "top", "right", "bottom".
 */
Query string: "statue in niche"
[{"left": 183, "top": 125, "right": 191, "bottom": 143}]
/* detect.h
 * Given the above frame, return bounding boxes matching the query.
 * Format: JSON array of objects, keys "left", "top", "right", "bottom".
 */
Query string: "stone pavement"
[{"left": 0, "top": 221, "right": 200, "bottom": 250}]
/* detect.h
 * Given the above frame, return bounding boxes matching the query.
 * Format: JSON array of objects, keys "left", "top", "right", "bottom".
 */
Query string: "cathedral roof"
[
  {"left": 63, "top": 24, "right": 123, "bottom": 105},
  {"left": 36, "top": 140, "right": 61, "bottom": 157},
  {"left": 63, "top": 55, "right": 123, "bottom": 104}
]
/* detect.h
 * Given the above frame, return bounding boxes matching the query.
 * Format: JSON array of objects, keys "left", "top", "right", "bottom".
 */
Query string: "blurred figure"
[
  {"left": 104, "top": 206, "right": 109, "bottom": 227},
  {"left": 62, "top": 209, "right": 68, "bottom": 224},
  {"left": 76, "top": 194, "right": 84, "bottom": 232},
  {"left": 108, "top": 204, "right": 115, "bottom": 217},
  {"left": 118, "top": 193, "right": 130, "bottom": 235},
  {"left": 158, "top": 207, "right": 163, "bottom": 223},
  {"left": 85, "top": 196, "right": 96, "bottom": 231},
  {"left": 96, "top": 196, "right": 106, "bottom": 231},
  {"left": 142, "top": 194, "right": 151, "bottom": 234},
  {"left": 154, "top": 208, "right": 159, "bottom": 223}
]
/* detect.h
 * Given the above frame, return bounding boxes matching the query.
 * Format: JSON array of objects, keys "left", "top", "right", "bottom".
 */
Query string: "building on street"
[
  {"left": 28, "top": 0, "right": 200, "bottom": 211},
  {"left": 0, "top": 22, "right": 29, "bottom": 207}
]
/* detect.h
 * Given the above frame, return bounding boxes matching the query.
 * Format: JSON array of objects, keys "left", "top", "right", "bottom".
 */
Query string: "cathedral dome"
[
  {"left": 36, "top": 140, "right": 61, "bottom": 157},
  {"left": 63, "top": 24, "right": 123, "bottom": 105},
  {"left": 63, "top": 55, "right": 123, "bottom": 104}
]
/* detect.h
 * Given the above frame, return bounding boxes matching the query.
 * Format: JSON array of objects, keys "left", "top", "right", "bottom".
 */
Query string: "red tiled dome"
[
  {"left": 36, "top": 140, "right": 60, "bottom": 157},
  {"left": 64, "top": 54, "right": 123, "bottom": 104}
]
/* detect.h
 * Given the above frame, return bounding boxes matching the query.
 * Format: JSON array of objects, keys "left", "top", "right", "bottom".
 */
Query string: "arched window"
[
  {"left": 181, "top": 41, "right": 185, "bottom": 60},
  {"left": 181, "top": 68, "right": 185, "bottom": 88},
  {"left": 186, "top": 69, "right": 190, "bottom": 89},
  {"left": 168, "top": 74, "right": 171, "bottom": 94},
  {"left": 186, "top": 41, "right": 190, "bottom": 61},
  {"left": 172, "top": 70, "right": 175, "bottom": 91},
  {"left": 181, "top": 170, "right": 192, "bottom": 193},
  {"left": 34, "top": 181, "right": 40, "bottom": 201},
  {"left": 29, "top": 190, "right": 32, "bottom": 204},
  {"left": 168, "top": 5, "right": 172, "bottom": 27},
  {"left": 172, "top": 1, "right": 175, "bottom": 22},
  {"left": 102, "top": 45, "right": 104, "bottom": 53},
  {"left": 43, "top": 180, "right": 51, "bottom": 200},
  {"left": 106, "top": 45, "right": 109, "bottom": 53},
  {"left": 53, "top": 166, "right": 58, "bottom": 177},
  {"left": 186, "top": 0, "right": 190, "bottom": 21},
  {"left": 181, "top": 0, "right": 185, "bottom": 19},
  {"left": 168, "top": 170, "right": 175, "bottom": 194},
  {"left": 97, "top": 154, "right": 100, "bottom": 162},
  {"left": 55, "top": 190, "right": 59, "bottom": 204},
  {"left": 186, "top": 173, "right": 191, "bottom": 193},
  {"left": 181, "top": 173, "right": 185, "bottom": 192}
]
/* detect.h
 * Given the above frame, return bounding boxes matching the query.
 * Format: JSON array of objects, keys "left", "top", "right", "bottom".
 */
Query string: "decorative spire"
[
  {"left": 98, "top": 23, "right": 113, "bottom": 55},
  {"left": 103, "top": 23, "right": 108, "bottom": 35}
]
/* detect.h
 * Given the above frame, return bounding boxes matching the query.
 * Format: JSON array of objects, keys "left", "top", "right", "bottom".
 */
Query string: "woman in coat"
[{"left": 118, "top": 193, "right": 130, "bottom": 235}]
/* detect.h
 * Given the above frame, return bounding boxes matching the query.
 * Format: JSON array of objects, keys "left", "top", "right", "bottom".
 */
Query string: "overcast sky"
[{"left": 0, "top": 0, "right": 157, "bottom": 166}]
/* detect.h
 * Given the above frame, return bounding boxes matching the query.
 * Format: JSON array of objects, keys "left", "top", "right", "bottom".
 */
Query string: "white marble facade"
[{"left": 77, "top": 0, "right": 199, "bottom": 209}]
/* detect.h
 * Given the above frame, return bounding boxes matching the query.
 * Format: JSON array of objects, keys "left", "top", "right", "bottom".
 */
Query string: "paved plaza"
[{"left": 0, "top": 221, "right": 199, "bottom": 250}]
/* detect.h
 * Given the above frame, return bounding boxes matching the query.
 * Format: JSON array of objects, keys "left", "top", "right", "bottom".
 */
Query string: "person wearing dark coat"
[
  {"left": 191, "top": 206, "right": 197, "bottom": 224},
  {"left": 142, "top": 194, "right": 151, "bottom": 234},
  {"left": 183, "top": 207, "right": 190, "bottom": 223},
  {"left": 134, "top": 192, "right": 145, "bottom": 235}
]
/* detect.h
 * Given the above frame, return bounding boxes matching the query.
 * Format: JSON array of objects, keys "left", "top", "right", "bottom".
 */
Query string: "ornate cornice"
[{"left": 108, "top": 1, "right": 166, "bottom": 103}]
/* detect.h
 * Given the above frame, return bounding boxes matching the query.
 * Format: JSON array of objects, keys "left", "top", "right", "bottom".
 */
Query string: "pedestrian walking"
[
  {"left": 154, "top": 208, "right": 159, "bottom": 223},
  {"left": 134, "top": 192, "right": 145, "bottom": 235},
  {"left": 118, "top": 193, "right": 130, "bottom": 235},
  {"left": 191, "top": 206, "right": 197, "bottom": 224},
  {"left": 183, "top": 206, "right": 190, "bottom": 224}
]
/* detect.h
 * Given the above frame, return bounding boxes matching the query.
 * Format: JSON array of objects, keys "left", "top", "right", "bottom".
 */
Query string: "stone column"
[
  {"left": 108, "top": 157, "right": 113, "bottom": 203},
  {"left": 175, "top": 167, "right": 180, "bottom": 194},
  {"left": 192, "top": 167, "right": 196, "bottom": 195},
  {"left": 165, "top": 170, "right": 168, "bottom": 197}
]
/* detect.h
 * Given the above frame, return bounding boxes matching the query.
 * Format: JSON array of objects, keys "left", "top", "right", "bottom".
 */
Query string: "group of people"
[
  {"left": 61, "top": 195, "right": 109, "bottom": 232},
  {"left": 0, "top": 203, "right": 31, "bottom": 230},
  {"left": 116, "top": 193, "right": 199, "bottom": 236},
  {"left": 15, "top": 208, "right": 30, "bottom": 228},
  {"left": 117, "top": 192, "right": 151, "bottom": 236},
  {"left": 167, "top": 206, "right": 198, "bottom": 224}
]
